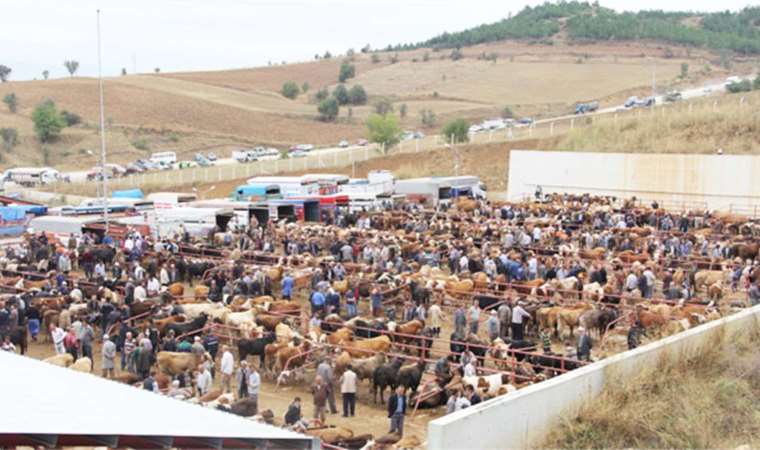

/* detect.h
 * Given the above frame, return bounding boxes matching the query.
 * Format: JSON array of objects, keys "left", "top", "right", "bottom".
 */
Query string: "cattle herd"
[{"left": 0, "top": 192, "right": 756, "bottom": 446}]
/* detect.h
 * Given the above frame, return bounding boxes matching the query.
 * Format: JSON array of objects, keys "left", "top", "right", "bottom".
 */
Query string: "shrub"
[
  {"left": 314, "top": 87, "right": 329, "bottom": 102},
  {"left": 132, "top": 138, "right": 149, "bottom": 150},
  {"left": 2, "top": 93, "right": 17, "bottom": 113},
  {"left": 347, "top": 85, "right": 367, "bottom": 105},
  {"left": 317, "top": 97, "right": 339, "bottom": 121},
  {"left": 420, "top": 109, "right": 437, "bottom": 127},
  {"left": 339, "top": 62, "right": 355, "bottom": 82},
  {"left": 371, "top": 53, "right": 381, "bottom": 64},
  {"left": 399, "top": 103, "right": 407, "bottom": 118},
  {"left": 450, "top": 48, "right": 464, "bottom": 61},
  {"left": 60, "top": 110, "right": 82, "bottom": 126},
  {"left": 333, "top": 84, "right": 349, "bottom": 105},
  {"left": 442, "top": 118, "right": 470, "bottom": 143},
  {"left": 726, "top": 80, "right": 752, "bottom": 93},
  {"left": 281, "top": 81, "right": 300, "bottom": 99},
  {"left": 0, "top": 128, "right": 18, "bottom": 151},
  {"left": 32, "top": 100, "right": 65, "bottom": 142},
  {"left": 374, "top": 97, "right": 394, "bottom": 115}
]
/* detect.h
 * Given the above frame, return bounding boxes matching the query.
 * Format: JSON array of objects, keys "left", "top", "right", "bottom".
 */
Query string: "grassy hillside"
[
  {"left": 553, "top": 91, "right": 760, "bottom": 153},
  {"left": 406, "top": 2, "right": 760, "bottom": 55},
  {"left": 542, "top": 327, "right": 760, "bottom": 448}
]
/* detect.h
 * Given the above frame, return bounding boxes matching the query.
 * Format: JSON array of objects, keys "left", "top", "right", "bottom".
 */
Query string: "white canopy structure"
[{"left": 0, "top": 352, "right": 317, "bottom": 449}]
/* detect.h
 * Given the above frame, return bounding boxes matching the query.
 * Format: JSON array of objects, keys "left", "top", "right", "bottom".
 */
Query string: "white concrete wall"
[
  {"left": 507, "top": 150, "right": 760, "bottom": 211},
  {"left": 427, "top": 305, "right": 760, "bottom": 450}
]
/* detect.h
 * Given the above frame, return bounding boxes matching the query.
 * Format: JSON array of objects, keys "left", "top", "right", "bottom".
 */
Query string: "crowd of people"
[{"left": 0, "top": 192, "right": 756, "bottom": 437}]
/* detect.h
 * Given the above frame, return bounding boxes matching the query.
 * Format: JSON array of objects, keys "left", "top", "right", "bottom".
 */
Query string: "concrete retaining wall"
[
  {"left": 427, "top": 305, "right": 760, "bottom": 449},
  {"left": 506, "top": 150, "right": 760, "bottom": 211}
]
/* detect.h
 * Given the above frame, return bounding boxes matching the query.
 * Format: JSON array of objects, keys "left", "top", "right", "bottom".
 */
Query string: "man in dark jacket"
[
  {"left": 387, "top": 386, "right": 407, "bottom": 435},
  {"left": 577, "top": 327, "right": 593, "bottom": 361},
  {"left": 284, "top": 397, "right": 302, "bottom": 425}
]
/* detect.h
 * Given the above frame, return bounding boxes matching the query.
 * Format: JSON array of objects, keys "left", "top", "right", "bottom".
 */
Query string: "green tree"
[
  {"left": 371, "top": 53, "right": 381, "bottom": 64},
  {"left": 450, "top": 48, "right": 464, "bottom": 61},
  {"left": 390, "top": 53, "right": 399, "bottom": 64},
  {"left": 399, "top": 103, "right": 407, "bottom": 118},
  {"left": 32, "top": 100, "right": 65, "bottom": 142},
  {"left": 680, "top": 62, "right": 689, "bottom": 78},
  {"left": 503, "top": 105, "right": 514, "bottom": 118},
  {"left": 442, "top": 118, "right": 470, "bottom": 143},
  {"left": 0, "top": 128, "right": 17, "bottom": 151},
  {"left": 281, "top": 81, "right": 300, "bottom": 99},
  {"left": 726, "top": 80, "right": 752, "bottom": 93},
  {"left": 317, "top": 97, "right": 339, "bottom": 121},
  {"left": 333, "top": 84, "right": 349, "bottom": 105},
  {"left": 323, "top": 51, "right": 332, "bottom": 59},
  {"left": 301, "top": 82, "right": 310, "bottom": 93},
  {"left": 366, "top": 113, "right": 401, "bottom": 152},
  {"left": 121, "top": 68, "right": 127, "bottom": 76},
  {"left": 154, "top": 67, "right": 160, "bottom": 73},
  {"left": 0, "top": 65, "right": 10, "bottom": 82},
  {"left": 373, "top": 97, "right": 394, "bottom": 115},
  {"left": 314, "top": 87, "right": 329, "bottom": 102},
  {"left": 42, "top": 70, "right": 49, "bottom": 80},
  {"left": 347, "top": 85, "right": 367, "bottom": 105},
  {"left": 3, "top": 93, "right": 17, "bottom": 113},
  {"left": 338, "top": 62, "right": 356, "bottom": 82},
  {"left": 63, "top": 60, "right": 79, "bottom": 77}
]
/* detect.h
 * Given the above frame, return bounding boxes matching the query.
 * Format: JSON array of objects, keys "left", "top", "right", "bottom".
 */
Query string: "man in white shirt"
[
  {"left": 146, "top": 277, "right": 160, "bottom": 297},
  {"left": 339, "top": 365, "right": 357, "bottom": 417},
  {"left": 50, "top": 324, "right": 65, "bottom": 354},
  {"left": 248, "top": 367, "right": 261, "bottom": 415},
  {"left": 134, "top": 283, "right": 148, "bottom": 303},
  {"left": 195, "top": 364, "right": 213, "bottom": 396},
  {"left": 511, "top": 302, "right": 532, "bottom": 341},
  {"left": 220, "top": 346, "right": 235, "bottom": 393}
]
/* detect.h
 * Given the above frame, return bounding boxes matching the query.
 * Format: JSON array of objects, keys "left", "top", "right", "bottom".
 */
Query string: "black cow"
[
  {"left": 476, "top": 294, "right": 502, "bottom": 311},
  {"left": 186, "top": 261, "right": 215, "bottom": 285},
  {"left": 397, "top": 359, "right": 426, "bottom": 396},
  {"left": 237, "top": 332, "right": 276, "bottom": 368},
  {"left": 529, "top": 352, "right": 580, "bottom": 376},
  {"left": 166, "top": 314, "right": 207, "bottom": 337},
  {"left": 372, "top": 357, "right": 403, "bottom": 404},
  {"left": 9, "top": 324, "right": 27, "bottom": 355},
  {"left": 91, "top": 246, "right": 116, "bottom": 264}
]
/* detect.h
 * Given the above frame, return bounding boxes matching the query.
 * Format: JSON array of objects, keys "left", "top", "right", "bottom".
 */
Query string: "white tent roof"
[{"left": 0, "top": 352, "right": 316, "bottom": 449}]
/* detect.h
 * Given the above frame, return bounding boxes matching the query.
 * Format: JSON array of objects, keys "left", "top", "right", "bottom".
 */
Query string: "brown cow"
[
  {"left": 156, "top": 351, "right": 205, "bottom": 376},
  {"left": 275, "top": 341, "right": 312, "bottom": 371},
  {"left": 327, "top": 327, "right": 354, "bottom": 346},
  {"left": 344, "top": 335, "right": 392, "bottom": 358},
  {"left": 168, "top": 282, "right": 184, "bottom": 297}
]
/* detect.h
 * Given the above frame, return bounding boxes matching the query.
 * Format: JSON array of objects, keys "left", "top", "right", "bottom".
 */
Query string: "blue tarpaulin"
[
  {"left": 112, "top": 189, "right": 144, "bottom": 199},
  {"left": 0, "top": 206, "right": 30, "bottom": 236}
]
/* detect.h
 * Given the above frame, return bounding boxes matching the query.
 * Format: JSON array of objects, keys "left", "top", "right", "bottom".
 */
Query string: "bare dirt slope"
[{"left": 0, "top": 40, "right": 737, "bottom": 170}]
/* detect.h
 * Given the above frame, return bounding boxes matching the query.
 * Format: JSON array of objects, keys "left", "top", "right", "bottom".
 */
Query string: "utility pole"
[
  {"left": 97, "top": 9, "right": 109, "bottom": 233},
  {"left": 652, "top": 59, "right": 657, "bottom": 97}
]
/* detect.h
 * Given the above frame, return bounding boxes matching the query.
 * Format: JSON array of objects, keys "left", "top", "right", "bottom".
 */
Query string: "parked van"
[{"left": 149, "top": 151, "right": 177, "bottom": 166}]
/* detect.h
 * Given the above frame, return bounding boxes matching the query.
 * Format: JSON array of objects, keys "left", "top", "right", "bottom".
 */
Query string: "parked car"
[
  {"left": 665, "top": 91, "right": 682, "bottom": 102},
  {"left": 206, "top": 152, "right": 218, "bottom": 161},
  {"left": 156, "top": 161, "right": 173, "bottom": 170},
  {"left": 468, "top": 125, "right": 483, "bottom": 134},
  {"left": 174, "top": 160, "right": 196, "bottom": 169},
  {"left": 134, "top": 159, "right": 155, "bottom": 171},
  {"left": 357, "top": 139, "right": 369, "bottom": 146},
  {"left": 624, "top": 96, "right": 639, "bottom": 108},
  {"left": 195, "top": 153, "right": 213, "bottom": 167},
  {"left": 338, "top": 140, "right": 349, "bottom": 148},
  {"left": 517, "top": 117, "right": 534, "bottom": 125},
  {"left": 125, "top": 163, "right": 143, "bottom": 175},
  {"left": 289, "top": 150, "right": 308, "bottom": 158}
]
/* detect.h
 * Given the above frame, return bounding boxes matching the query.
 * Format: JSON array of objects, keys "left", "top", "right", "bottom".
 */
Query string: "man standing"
[
  {"left": 497, "top": 301, "right": 511, "bottom": 339},
  {"left": 387, "top": 386, "right": 407, "bottom": 436},
  {"left": 282, "top": 273, "right": 295, "bottom": 300},
  {"left": 50, "top": 324, "right": 65, "bottom": 355},
  {"left": 577, "top": 327, "right": 593, "bottom": 361},
  {"left": 511, "top": 302, "right": 532, "bottom": 341},
  {"left": 749, "top": 279, "right": 760, "bottom": 306},
  {"left": 101, "top": 334, "right": 116, "bottom": 379},
  {"left": 468, "top": 301, "right": 481, "bottom": 335},
  {"left": 339, "top": 365, "right": 357, "bottom": 417},
  {"left": 311, "top": 375, "right": 329, "bottom": 424},
  {"left": 248, "top": 366, "right": 261, "bottom": 414},
  {"left": 79, "top": 321, "right": 95, "bottom": 366},
  {"left": 485, "top": 310, "right": 500, "bottom": 342},
  {"left": 236, "top": 361, "right": 250, "bottom": 399},
  {"left": 220, "top": 345, "right": 235, "bottom": 393},
  {"left": 316, "top": 358, "right": 338, "bottom": 415},
  {"left": 454, "top": 305, "right": 466, "bottom": 335},
  {"left": 428, "top": 300, "right": 444, "bottom": 337}
]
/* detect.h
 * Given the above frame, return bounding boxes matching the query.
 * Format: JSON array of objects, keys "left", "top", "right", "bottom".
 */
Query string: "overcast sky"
[{"left": 2, "top": 0, "right": 753, "bottom": 80}]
